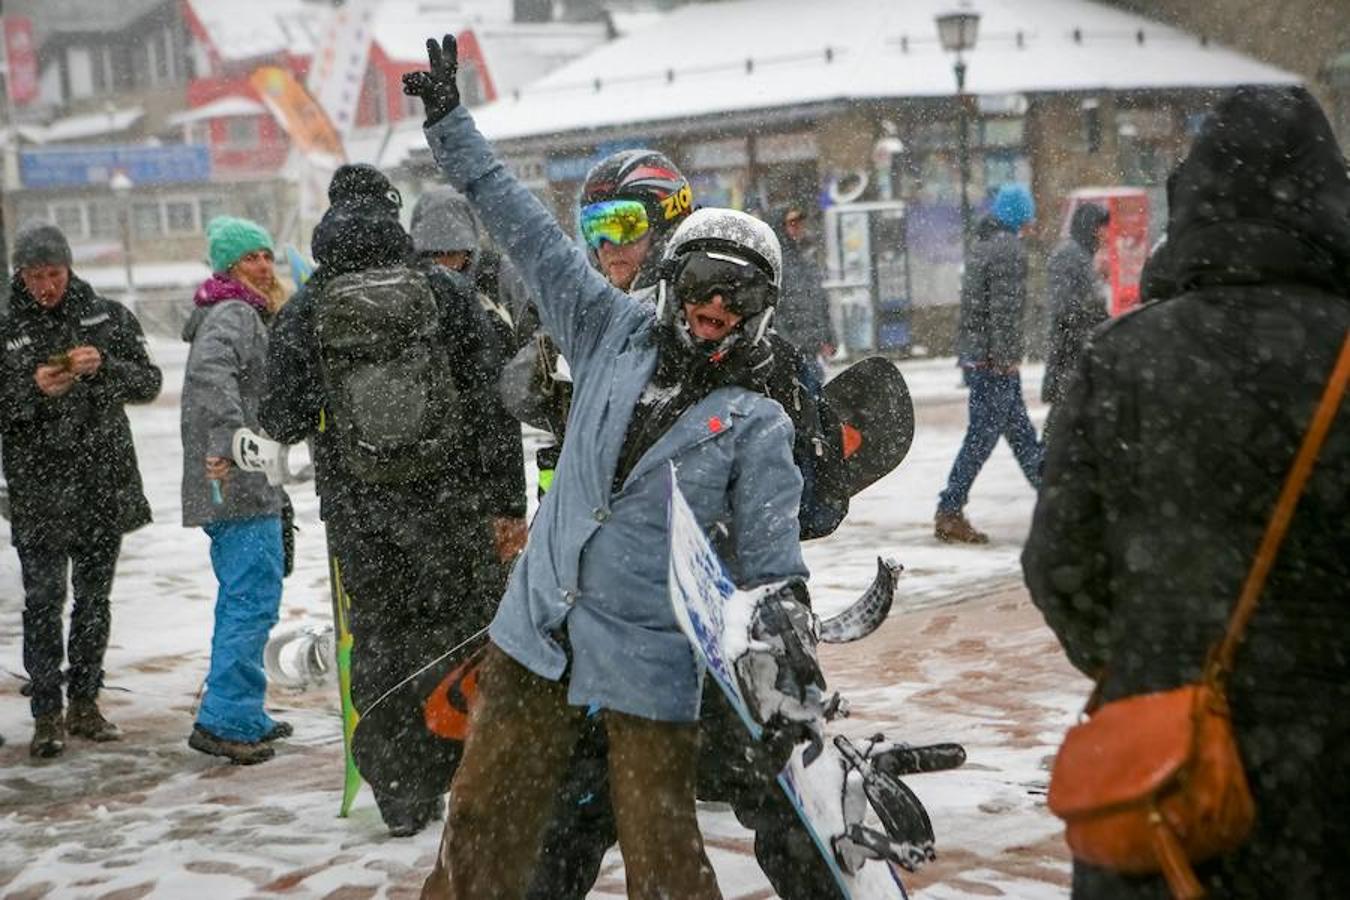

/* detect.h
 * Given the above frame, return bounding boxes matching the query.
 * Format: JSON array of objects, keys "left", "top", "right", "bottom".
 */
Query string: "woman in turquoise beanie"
[{"left": 179, "top": 215, "right": 292, "bottom": 764}]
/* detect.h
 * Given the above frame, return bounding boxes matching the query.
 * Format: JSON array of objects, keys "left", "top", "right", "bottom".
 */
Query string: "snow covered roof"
[
  {"left": 372, "top": 0, "right": 514, "bottom": 63},
  {"left": 15, "top": 107, "right": 145, "bottom": 145},
  {"left": 166, "top": 96, "right": 269, "bottom": 127},
  {"left": 184, "top": 0, "right": 322, "bottom": 64},
  {"left": 470, "top": 0, "right": 1301, "bottom": 143},
  {"left": 469, "top": 23, "right": 614, "bottom": 99}
]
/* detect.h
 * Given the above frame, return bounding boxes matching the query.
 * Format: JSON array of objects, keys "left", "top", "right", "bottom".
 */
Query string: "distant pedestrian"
[
  {"left": 935, "top": 185, "right": 1043, "bottom": 544},
  {"left": 1023, "top": 84, "right": 1350, "bottom": 899},
  {"left": 1042, "top": 203, "right": 1109, "bottom": 443},
  {"left": 771, "top": 205, "right": 836, "bottom": 381},
  {"left": 181, "top": 216, "right": 292, "bottom": 765},
  {"left": 0, "top": 221, "right": 162, "bottom": 758}
]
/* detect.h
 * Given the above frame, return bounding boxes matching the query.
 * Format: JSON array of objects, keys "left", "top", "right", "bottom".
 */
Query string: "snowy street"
[{"left": 0, "top": 338, "right": 1086, "bottom": 899}]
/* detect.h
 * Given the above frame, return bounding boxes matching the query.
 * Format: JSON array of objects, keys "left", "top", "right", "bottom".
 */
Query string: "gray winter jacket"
[
  {"left": 426, "top": 107, "right": 808, "bottom": 723},
  {"left": 180, "top": 295, "right": 285, "bottom": 528},
  {"left": 956, "top": 219, "right": 1029, "bottom": 368}
]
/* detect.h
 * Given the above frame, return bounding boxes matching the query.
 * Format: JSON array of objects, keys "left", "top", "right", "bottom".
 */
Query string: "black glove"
[{"left": 401, "top": 33, "right": 461, "bottom": 126}]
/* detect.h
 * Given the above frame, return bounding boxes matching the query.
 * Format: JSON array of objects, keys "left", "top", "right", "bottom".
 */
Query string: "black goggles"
[{"left": 672, "top": 250, "right": 775, "bottom": 317}]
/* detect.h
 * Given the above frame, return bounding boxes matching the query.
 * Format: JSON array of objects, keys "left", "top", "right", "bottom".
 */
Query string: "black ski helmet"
[{"left": 579, "top": 149, "right": 693, "bottom": 288}]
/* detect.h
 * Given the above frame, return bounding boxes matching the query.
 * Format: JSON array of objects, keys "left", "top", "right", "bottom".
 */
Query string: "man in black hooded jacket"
[
  {"left": 0, "top": 222, "right": 162, "bottom": 758},
  {"left": 1023, "top": 85, "right": 1350, "bottom": 898},
  {"left": 1042, "top": 202, "right": 1109, "bottom": 443},
  {"left": 259, "top": 164, "right": 523, "bottom": 836}
]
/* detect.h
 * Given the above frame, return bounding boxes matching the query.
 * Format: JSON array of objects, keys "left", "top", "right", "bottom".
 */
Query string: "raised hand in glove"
[{"left": 401, "top": 33, "right": 461, "bottom": 126}]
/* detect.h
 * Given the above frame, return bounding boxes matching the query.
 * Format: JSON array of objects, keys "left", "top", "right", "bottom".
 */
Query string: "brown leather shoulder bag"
[{"left": 1046, "top": 331, "right": 1350, "bottom": 900}]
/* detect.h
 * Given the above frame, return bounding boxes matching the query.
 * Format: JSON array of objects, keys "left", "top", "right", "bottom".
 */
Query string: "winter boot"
[
  {"left": 30, "top": 712, "right": 66, "bottom": 758},
  {"left": 262, "top": 720, "right": 293, "bottom": 742},
  {"left": 66, "top": 699, "right": 122, "bottom": 741},
  {"left": 188, "top": 724, "right": 275, "bottom": 765},
  {"left": 934, "top": 510, "right": 989, "bottom": 544}
]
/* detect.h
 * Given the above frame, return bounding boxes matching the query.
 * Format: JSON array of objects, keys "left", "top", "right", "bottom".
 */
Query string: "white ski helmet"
[{"left": 655, "top": 207, "right": 783, "bottom": 349}]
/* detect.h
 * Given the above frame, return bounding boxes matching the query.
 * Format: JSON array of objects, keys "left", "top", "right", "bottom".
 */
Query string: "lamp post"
[
  {"left": 936, "top": 8, "right": 980, "bottom": 259},
  {"left": 109, "top": 171, "right": 136, "bottom": 313}
]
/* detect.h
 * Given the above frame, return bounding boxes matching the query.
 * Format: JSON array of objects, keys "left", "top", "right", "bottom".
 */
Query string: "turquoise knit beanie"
[{"left": 207, "top": 216, "right": 274, "bottom": 273}]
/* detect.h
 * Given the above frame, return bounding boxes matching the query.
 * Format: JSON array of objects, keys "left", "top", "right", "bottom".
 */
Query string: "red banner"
[{"left": 4, "top": 16, "right": 39, "bottom": 107}]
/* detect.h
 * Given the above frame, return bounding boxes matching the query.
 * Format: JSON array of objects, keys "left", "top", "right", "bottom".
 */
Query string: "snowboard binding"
[
  {"left": 819, "top": 557, "right": 903, "bottom": 644},
  {"left": 263, "top": 625, "right": 337, "bottom": 689},
  {"left": 830, "top": 734, "right": 941, "bottom": 875}
]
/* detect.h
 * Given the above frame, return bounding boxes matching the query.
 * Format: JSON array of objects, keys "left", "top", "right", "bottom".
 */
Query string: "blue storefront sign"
[{"left": 19, "top": 144, "right": 212, "bottom": 189}]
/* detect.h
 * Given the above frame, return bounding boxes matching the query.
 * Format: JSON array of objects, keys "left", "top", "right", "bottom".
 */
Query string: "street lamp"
[
  {"left": 936, "top": 7, "right": 980, "bottom": 258},
  {"left": 109, "top": 171, "right": 136, "bottom": 313}
]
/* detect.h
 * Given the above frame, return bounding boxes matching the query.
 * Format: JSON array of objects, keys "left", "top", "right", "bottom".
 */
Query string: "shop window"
[
  {"left": 979, "top": 118, "right": 1024, "bottom": 148},
  {"left": 88, "top": 202, "right": 119, "bottom": 239},
  {"left": 132, "top": 202, "right": 163, "bottom": 239},
  {"left": 199, "top": 198, "right": 226, "bottom": 227},
  {"left": 983, "top": 153, "right": 1031, "bottom": 195},
  {"left": 166, "top": 200, "right": 197, "bottom": 234},
  {"left": 53, "top": 204, "right": 85, "bottom": 238},
  {"left": 244, "top": 198, "right": 272, "bottom": 231}
]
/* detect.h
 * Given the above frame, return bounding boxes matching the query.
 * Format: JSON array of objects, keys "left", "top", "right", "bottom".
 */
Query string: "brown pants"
[{"left": 421, "top": 645, "right": 721, "bottom": 900}]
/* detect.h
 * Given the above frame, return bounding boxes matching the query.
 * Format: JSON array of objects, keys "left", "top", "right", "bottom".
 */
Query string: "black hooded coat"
[
  {"left": 1022, "top": 86, "right": 1350, "bottom": 898},
  {"left": 1043, "top": 204, "right": 1110, "bottom": 405},
  {"left": 0, "top": 274, "right": 160, "bottom": 546}
]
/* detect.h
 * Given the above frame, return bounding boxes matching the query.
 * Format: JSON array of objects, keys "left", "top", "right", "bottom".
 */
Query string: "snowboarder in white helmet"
[{"left": 406, "top": 34, "right": 818, "bottom": 899}]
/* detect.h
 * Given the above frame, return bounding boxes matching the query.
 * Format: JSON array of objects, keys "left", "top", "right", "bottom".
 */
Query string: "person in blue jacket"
[{"left": 406, "top": 36, "right": 811, "bottom": 899}]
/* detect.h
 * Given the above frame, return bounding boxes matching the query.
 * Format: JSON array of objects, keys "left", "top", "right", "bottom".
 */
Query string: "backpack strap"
[{"left": 1210, "top": 330, "right": 1350, "bottom": 681}]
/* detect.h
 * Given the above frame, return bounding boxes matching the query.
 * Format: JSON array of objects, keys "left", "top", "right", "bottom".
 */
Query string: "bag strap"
[{"left": 1211, "top": 330, "right": 1350, "bottom": 679}]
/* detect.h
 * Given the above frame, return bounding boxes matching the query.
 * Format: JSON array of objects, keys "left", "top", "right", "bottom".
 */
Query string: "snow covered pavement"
[{"left": 0, "top": 339, "right": 1087, "bottom": 898}]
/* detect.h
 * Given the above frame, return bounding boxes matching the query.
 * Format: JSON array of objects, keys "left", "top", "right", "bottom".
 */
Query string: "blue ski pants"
[
  {"left": 938, "top": 368, "right": 1043, "bottom": 514},
  {"left": 196, "top": 516, "right": 284, "bottom": 743}
]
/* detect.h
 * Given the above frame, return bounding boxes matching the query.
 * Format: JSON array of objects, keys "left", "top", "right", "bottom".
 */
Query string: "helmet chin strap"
[{"left": 753, "top": 307, "right": 775, "bottom": 344}]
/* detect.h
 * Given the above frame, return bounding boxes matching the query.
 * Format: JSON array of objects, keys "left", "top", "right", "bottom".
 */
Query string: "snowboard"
[
  {"left": 285, "top": 245, "right": 315, "bottom": 288},
  {"left": 826, "top": 357, "right": 914, "bottom": 496},
  {"left": 667, "top": 469, "right": 935, "bottom": 899},
  {"left": 327, "top": 542, "right": 363, "bottom": 817},
  {"left": 348, "top": 628, "right": 489, "bottom": 800}
]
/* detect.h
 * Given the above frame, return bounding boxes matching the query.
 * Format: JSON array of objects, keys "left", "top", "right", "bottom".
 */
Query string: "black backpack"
[{"left": 316, "top": 266, "right": 461, "bottom": 483}]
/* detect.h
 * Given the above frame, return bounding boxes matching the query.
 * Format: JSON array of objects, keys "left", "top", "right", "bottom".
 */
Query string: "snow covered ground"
[{"left": 0, "top": 338, "right": 1088, "bottom": 899}]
